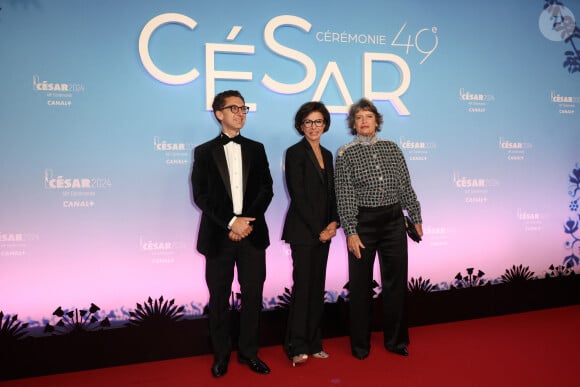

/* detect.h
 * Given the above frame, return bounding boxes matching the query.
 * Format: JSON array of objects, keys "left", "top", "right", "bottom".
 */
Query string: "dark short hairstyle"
[
  {"left": 346, "top": 98, "right": 383, "bottom": 136},
  {"left": 293, "top": 101, "right": 331, "bottom": 135},
  {"left": 211, "top": 90, "right": 245, "bottom": 121}
]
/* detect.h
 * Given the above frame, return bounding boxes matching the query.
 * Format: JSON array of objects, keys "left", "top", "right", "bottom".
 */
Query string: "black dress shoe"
[
  {"left": 352, "top": 347, "right": 369, "bottom": 360},
  {"left": 387, "top": 346, "right": 409, "bottom": 356},
  {"left": 353, "top": 352, "right": 369, "bottom": 360},
  {"left": 238, "top": 355, "right": 271, "bottom": 374},
  {"left": 211, "top": 358, "right": 229, "bottom": 378}
]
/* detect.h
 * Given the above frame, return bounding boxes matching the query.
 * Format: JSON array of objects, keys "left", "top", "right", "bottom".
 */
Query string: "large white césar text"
[{"left": 138, "top": 14, "right": 429, "bottom": 115}]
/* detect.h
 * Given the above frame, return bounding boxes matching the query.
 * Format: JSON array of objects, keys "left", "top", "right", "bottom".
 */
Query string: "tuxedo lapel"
[
  {"left": 211, "top": 138, "right": 232, "bottom": 200},
  {"left": 240, "top": 138, "right": 251, "bottom": 196},
  {"left": 303, "top": 139, "right": 325, "bottom": 184}
]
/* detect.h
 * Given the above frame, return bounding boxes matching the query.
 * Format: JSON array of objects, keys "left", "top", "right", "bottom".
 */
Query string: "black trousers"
[
  {"left": 205, "top": 238, "right": 266, "bottom": 361},
  {"left": 284, "top": 242, "right": 330, "bottom": 357},
  {"left": 348, "top": 204, "right": 409, "bottom": 358}
]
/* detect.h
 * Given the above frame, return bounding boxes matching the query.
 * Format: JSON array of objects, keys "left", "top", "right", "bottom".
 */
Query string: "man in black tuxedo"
[{"left": 191, "top": 90, "right": 273, "bottom": 378}]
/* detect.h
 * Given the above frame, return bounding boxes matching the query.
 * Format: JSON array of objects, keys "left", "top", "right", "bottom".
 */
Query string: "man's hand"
[
  {"left": 230, "top": 216, "right": 256, "bottom": 240},
  {"left": 228, "top": 231, "right": 242, "bottom": 242}
]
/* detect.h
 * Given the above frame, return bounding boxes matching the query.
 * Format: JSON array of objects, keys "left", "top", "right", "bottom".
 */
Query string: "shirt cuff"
[{"left": 227, "top": 216, "right": 237, "bottom": 230}]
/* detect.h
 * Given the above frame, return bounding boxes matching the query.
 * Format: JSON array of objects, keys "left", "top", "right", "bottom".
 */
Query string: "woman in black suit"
[{"left": 282, "top": 101, "right": 339, "bottom": 366}]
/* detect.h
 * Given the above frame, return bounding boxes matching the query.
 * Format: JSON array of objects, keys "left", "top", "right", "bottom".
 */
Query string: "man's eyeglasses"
[
  {"left": 221, "top": 105, "right": 250, "bottom": 114},
  {"left": 302, "top": 119, "right": 325, "bottom": 128}
]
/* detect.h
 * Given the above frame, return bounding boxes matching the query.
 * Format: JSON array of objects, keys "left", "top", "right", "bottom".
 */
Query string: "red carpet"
[{"left": 2, "top": 305, "right": 578, "bottom": 387}]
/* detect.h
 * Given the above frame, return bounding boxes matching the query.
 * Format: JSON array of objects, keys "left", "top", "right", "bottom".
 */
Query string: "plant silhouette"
[
  {"left": 408, "top": 276, "right": 435, "bottom": 294},
  {"left": 0, "top": 311, "right": 29, "bottom": 344},
  {"left": 500, "top": 264, "right": 535, "bottom": 283},
  {"left": 44, "top": 303, "right": 110, "bottom": 335},
  {"left": 452, "top": 268, "right": 487, "bottom": 288},
  {"left": 563, "top": 164, "right": 579, "bottom": 267},
  {"left": 546, "top": 263, "right": 575, "bottom": 278},
  {"left": 568, "top": 165, "right": 580, "bottom": 197},
  {"left": 276, "top": 287, "right": 292, "bottom": 310},
  {"left": 126, "top": 296, "right": 185, "bottom": 328},
  {"left": 544, "top": 0, "right": 580, "bottom": 73}
]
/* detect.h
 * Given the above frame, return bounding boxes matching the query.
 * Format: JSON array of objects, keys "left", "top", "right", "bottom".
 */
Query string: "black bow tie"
[{"left": 220, "top": 134, "right": 243, "bottom": 145}]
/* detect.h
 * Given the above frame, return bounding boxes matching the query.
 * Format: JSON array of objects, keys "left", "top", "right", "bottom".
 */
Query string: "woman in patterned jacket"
[{"left": 334, "top": 98, "right": 423, "bottom": 360}]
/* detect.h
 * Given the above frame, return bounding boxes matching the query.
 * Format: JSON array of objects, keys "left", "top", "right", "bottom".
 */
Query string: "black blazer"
[
  {"left": 191, "top": 134, "right": 273, "bottom": 256},
  {"left": 282, "top": 138, "right": 339, "bottom": 245}
]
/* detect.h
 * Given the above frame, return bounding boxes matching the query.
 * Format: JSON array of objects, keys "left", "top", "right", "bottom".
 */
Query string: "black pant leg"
[
  {"left": 377, "top": 206, "right": 409, "bottom": 350},
  {"left": 205, "top": 247, "right": 236, "bottom": 360},
  {"left": 347, "top": 236, "right": 376, "bottom": 357},
  {"left": 285, "top": 244, "right": 311, "bottom": 357},
  {"left": 235, "top": 239, "right": 266, "bottom": 359},
  {"left": 307, "top": 242, "right": 330, "bottom": 354}
]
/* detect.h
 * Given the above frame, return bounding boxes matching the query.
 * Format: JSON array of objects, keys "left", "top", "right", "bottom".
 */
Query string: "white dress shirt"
[{"left": 223, "top": 136, "right": 243, "bottom": 228}]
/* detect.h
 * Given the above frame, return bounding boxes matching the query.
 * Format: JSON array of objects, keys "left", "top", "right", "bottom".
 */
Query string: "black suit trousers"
[
  {"left": 205, "top": 238, "right": 266, "bottom": 361},
  {"left": 348, "top": 204, "right": 409, "bottom": 357},
  {"left": 284, "top": 242, "right": 330, "bottom": 357}
]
